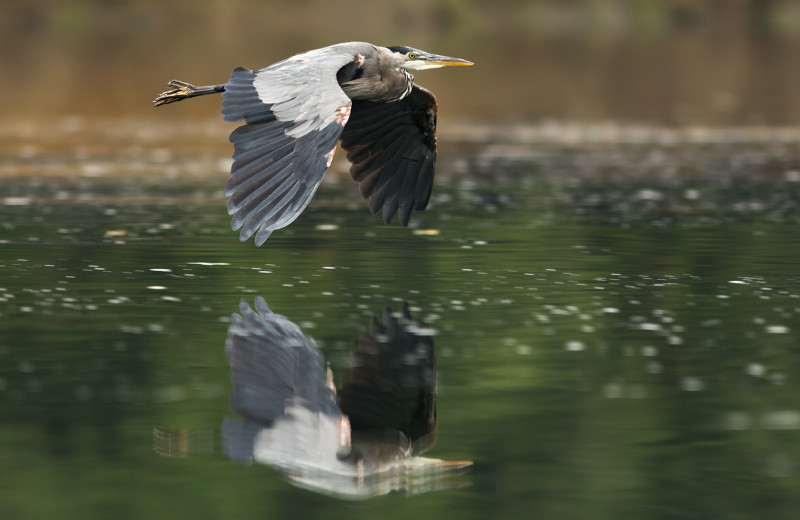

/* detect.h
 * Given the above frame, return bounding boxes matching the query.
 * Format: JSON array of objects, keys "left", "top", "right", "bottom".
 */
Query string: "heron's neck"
[{"left": 391, "top": 69, "right": 415, "bottom": 102}]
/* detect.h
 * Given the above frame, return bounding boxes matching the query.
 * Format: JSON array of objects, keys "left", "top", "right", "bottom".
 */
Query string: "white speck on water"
[
  {"left": 723, "top": 412, "right": 752, "bottom": 430},
  {"left": 636, "top": 189, "right": 663, "bottom": 200},
  {"left": 322, "top": 266, "right": 336, "bottom": 270},
  {"left": 603, "top": 383, "right": 623, "bottom": 398},
  {"left": 120, "top": 325, "right": 144, "bottom": 334},
  {"left": 315, "top": 224, "right": 339, "bottom": 231},
  {"left": 639, "top": 322, "right": 661, "bottom": 331},
  {"left": 516, "top": 345, "right": 531, "bottom": 355},
  {"left": 728, "top": 280, "right": 747, "bottom": 284},
  {"left": 746, "top": 363, "right": 766, "bottom": 376},
  {"left": 786, "top": 170, "right": 800, "bottom": 182},
  {"left": 647, "top": 361, "right": 662, "bottom": 374},
  {"left": 667, "top": 335, "right": 683, "bottom": 345},
  {"left": 187, "top": 262, "right": 230, "bottom": 266},
  {"left": 761, "top": 410, "right": 800, "bottom": 430},
  {"left": 565, "top": 340, "right": 585, "bottom": 352},
  {"left": 161, "top": 296, "right": 181, "bottom": 302},
  {"left": 770, "top": 372, "right": 787, "bottom": 385},
  {"left": 602, "top": 307, "right": 620, "bottom": 313},
  {"left": 258, "top": 270, "right": 272, "bottom": 274},
  {"left": 155, "top": 385, "right": 187, "bottom": 403},
  {"left": 680, "top": 376, "right": 704, "bottom": 392},
  {"left": 147, "top": 285, "right": 167, "bottom": 290},
  {"left": 766, "top": 325, "right": 789, "bottom": 334},
  {"left": 150, "top": 268, "right": 172, "bottom": 273},
  {"left": 3, "top": 197, "right": 33, "bottom": 206},
  {"left": 321, "top": 292, "right": 334, "bottom": 296},
  {"left": 641, "top": 345, "right": 658, "bottom": 357}
]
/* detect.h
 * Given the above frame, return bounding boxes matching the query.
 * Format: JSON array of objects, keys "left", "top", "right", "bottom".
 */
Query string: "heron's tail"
[{"left": 153, "top": 80, "right": 225, "bottom": 107}]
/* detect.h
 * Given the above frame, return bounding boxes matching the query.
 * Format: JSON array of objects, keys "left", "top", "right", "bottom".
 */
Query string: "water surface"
[{"left": 1, "top": 120, "right": 799, "bottom": 519}]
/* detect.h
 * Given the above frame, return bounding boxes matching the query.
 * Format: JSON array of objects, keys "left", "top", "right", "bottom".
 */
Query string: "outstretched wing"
[
  {"left": 339, "top": 85, "right": 438, "bottom": 227},
  {"left": 221, "top": 45, "right": 367, "bottom": 246}
]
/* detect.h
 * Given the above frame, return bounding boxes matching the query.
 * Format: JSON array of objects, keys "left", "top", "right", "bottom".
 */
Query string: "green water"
[{"left": 1, "top": 128, "right": 800, "bottom": 518}]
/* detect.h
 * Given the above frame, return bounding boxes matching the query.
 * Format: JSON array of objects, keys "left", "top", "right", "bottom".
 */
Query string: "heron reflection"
[{"left": 221, "top": 297, "right": 471, "bottom": 498}]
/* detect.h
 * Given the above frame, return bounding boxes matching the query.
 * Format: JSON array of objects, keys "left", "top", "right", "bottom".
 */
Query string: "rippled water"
[{"left": 1, "top": 120, "right": 799, "bottom": 518}]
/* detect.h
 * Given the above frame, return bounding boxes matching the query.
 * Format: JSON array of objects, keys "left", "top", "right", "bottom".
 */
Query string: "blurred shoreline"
[{"left": 4, "top": 1, "right": 800, "bottom": 125}]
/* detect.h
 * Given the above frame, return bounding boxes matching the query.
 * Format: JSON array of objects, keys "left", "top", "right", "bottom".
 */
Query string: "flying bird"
[{"left": 153, "top": 42, "right": 473, "bottom": 245}]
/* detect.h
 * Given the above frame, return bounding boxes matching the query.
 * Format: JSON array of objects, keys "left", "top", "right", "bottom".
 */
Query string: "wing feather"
[
  {"left": 340, "top": 85, "right": 438, "bottom": 226},
  {"left": 220, "top": 44, "right": 378, "bottom": 245}
]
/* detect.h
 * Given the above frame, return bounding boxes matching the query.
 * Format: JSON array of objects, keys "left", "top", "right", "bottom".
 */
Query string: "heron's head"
[{"left": 387, "top": 46, "right": 474, "bottom": 71}]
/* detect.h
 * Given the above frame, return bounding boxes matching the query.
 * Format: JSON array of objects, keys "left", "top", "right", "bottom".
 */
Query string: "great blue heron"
[
  {"left": 221, "top": 297, "right": 471, "bottom": 498},
  {"left": 153, "top": 42, "right": 473, "bottom": 245}
]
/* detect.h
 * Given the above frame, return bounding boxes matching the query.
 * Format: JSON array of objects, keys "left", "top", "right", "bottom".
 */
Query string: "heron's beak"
[
  {"left": 425, "top": 54, "right": 474, "bottom": 67},
  {"left": 401, "top": 52, "right": 475, "bottom": 70}
]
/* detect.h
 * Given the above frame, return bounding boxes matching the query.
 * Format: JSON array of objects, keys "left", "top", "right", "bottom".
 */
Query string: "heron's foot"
[{"left": 153, "top": 80, "right": 199, "bottom": 107}]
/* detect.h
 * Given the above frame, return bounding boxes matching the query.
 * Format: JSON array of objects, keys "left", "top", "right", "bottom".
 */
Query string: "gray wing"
[
  {"left": 339, "top": 85, "right": 438, "bottom": 226},
  {"left": 226, "top": 297, "right": 340, "bottom": 422},
  {"left": 221, "top": 45, "right": 369, "bottom": 245}
]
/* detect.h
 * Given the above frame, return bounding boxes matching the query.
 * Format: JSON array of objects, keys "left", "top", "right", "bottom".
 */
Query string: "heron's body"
[{"left": 154, "top": 42, "right": 472, "bottom": 245}]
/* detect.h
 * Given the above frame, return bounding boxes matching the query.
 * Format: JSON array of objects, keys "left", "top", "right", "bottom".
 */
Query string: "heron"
[{"left": 153, "top": 42, "right": 473, "bottom": 245}]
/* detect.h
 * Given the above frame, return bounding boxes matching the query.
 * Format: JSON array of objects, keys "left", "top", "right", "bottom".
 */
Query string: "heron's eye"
[{"left": 408, "top": 52, "right": 416, "bottom": 59}]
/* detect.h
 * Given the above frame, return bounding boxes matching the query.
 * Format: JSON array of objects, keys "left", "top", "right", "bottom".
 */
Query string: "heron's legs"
[{"left": 153, "top": 80, "right": 225, "bottom": 107}]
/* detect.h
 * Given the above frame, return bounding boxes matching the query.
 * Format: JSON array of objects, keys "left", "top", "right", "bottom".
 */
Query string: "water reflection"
[{"left": 157, "top": 296, "right": 471, "bottom": 499}]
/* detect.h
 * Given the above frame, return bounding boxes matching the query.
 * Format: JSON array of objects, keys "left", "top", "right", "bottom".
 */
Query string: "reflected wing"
[
  {"left": 221, "top": 47, "right": 363, "bottom": 246},
  {"left": 226, "top": 297, "right": 339, "bottom": 422},
  {"left": 340, "top": 85, "right": 438, "bottom": 226},
  {"left": 337, "top": 303, "right": 438, "bottom": 454}
]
